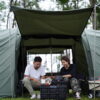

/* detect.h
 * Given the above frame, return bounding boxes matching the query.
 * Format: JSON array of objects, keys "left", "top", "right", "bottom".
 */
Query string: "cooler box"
[{"left": 40, "top": 85, "right": 67, "bottom": 100}]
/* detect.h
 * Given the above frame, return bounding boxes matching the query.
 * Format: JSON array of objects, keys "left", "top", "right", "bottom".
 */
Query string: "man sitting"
[{"left": 22, "top": 56, "right": 45, "bottom": 99}]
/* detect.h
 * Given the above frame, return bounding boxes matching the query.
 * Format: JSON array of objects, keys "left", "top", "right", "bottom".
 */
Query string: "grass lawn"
[
  {"left": 0, "top": 91, "right": 99, "bottom": 100},
  {"left": 0, "top": 96, "right": 100, "bottom": 100}
]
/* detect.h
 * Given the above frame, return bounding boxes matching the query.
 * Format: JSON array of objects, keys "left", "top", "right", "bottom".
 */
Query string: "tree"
[
  {"left": 8, "top": 0, "right": 42, "bottom": 28},
  {"left": 0, "top": 1, "right": 6, "bottom": 28},
  {"left": 10, "top": 0, "right": 40, "bottom": 9},
  {"left": 96, "top": 0, "right": 100, "bottom": 30},
  {"left": 57, "top": 0, "right": 100, "bottom": 30},
  {"left": 97, "top": 5, "right": 100, "bottom": 30},
  {"left": 89, "top": 0, "right": 97, "bottom": 29},
  {"left": 57, "top": 0, "right": 88, "bottom": 10},
  {"left": 0, "top": 1, "right": 6, "bottom": 10}
]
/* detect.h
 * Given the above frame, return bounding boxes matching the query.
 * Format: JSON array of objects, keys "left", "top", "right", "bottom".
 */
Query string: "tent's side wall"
[
  {"left": 82, "top": 29, "right": 100, "bottom": 79},
  {"left": 72, "top": 39, "right": 88, "bottom": 77},
  {"left": 0, "top": 29, "right": 21, "bottom": 97}
]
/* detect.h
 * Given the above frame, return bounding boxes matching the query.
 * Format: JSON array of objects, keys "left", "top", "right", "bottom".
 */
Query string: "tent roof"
[
  {"left": 12, "top": 6, "right": 93, "bottom": 38},
  {"left": 12, "top": 6, "right": 93, "bottom": 53}
]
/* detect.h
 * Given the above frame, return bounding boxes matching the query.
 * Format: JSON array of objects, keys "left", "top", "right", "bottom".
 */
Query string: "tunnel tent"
[{"left": 0, "top": 28, "right": 21, "bottom": 97}]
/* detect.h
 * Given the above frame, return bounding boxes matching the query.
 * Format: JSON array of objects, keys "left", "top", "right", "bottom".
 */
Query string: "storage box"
[{"left": 40, "top": 85, "right": 67, "bottom": 100}]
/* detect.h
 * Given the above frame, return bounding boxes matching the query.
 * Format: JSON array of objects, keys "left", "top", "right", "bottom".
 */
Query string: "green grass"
[
  {"left": 0, "top": 97, "right": 100, "bottom": 100},
  {"left": 0, "top": 91, "right": 99, "bottom": 100}
]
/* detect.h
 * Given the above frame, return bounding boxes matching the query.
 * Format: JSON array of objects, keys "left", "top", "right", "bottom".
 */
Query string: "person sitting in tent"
[
  {"left": 60, "top": 56, "right": 81, "bottom": 99},
  {"left": 23, "top": 56, "right": 45, "bottom": 99}
]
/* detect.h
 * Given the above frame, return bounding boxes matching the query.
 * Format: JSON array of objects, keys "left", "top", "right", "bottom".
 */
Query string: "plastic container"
[{"left": 40, "top": 85, "right": 67, "bottom": 100}]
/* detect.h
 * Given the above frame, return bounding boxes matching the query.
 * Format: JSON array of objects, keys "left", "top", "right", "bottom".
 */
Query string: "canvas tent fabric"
[
  {"left": 11, "top": 6, "right": 93, "bottom": 38},
  {"left": 11, "top": 6, "right": 93, "bottom": 50},
  {"left": 0, "top": 28, "right": 100, "bottom": 97},
  {"left": 11, "top": 6, "right": 93, "bottom": 77},
  {"left": 0, "top": 28, "right": 21, "bottom": 97},
  {"left": 82, "top": 29, "right": 100, "bottom": 80},
  {"left": 25, "top": 38, "right": 75, "bottom": 53}
]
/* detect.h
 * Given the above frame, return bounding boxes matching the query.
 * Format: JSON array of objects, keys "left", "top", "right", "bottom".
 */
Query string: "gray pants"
[
  {"left": 64, "top": 77, "right": 81, "bottom": 93},
  {"left": 22, "top": 77, "right": 40, "bottom": 96}
]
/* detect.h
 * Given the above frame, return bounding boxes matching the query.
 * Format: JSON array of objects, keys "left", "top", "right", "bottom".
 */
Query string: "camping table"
[{"left": 88, "top": 80, "right": 100, "bottom": 90}]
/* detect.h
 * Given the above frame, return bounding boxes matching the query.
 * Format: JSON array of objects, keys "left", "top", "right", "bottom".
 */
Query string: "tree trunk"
[
  {"left": 89, "top": 0, "right": 97, "bottom": 29},
  {"left": 6, "top": 0, "right": 14, "bottom": 29}
]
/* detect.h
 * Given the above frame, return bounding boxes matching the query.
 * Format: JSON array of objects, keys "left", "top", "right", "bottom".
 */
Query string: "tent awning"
[
  {"left": 12, "top": 6, "right": 93, "bottom": 53},
  {"left": 12, "top": 6, "right": 93, "bottom": 38}
]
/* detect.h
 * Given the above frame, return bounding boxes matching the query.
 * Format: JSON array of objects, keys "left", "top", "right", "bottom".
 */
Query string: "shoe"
[
  {"left": 37, "top": 94, "right": 40, "bottom": 99},
  {"left": 75, "top": 92, "right": 81, "bottom": 99},
  {"left": 30, "top": 94, "right": 36, "bottom": 99},
  {"left": 88, "top": 93, "right": 93, "bottom": 98}
]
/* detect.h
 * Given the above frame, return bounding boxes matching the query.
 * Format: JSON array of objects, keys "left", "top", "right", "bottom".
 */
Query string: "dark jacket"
[{"left": 60, "top": 64, "right": 76, "bottom": 78}]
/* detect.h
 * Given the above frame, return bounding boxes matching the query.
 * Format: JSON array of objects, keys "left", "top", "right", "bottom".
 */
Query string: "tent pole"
[
  {"left": 93, "top": 20, "right": 96, "bottom": 99},
  {"left": 50, "top": 48, "right": 53, "bottom": 76},
  {"left": 93, "top": 8, "right": 97, "bottom": 99},
  {"left": 49, "top": 38, "right": 53, "bottom": 76},
  {"left": 21, "top": 40, "right": 24, "bottom": 97}
]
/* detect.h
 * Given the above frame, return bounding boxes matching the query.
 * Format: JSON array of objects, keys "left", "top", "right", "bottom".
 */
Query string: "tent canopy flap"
[
  {"left": 12, "top": 6, "right": 93, "bottom": 37},
  {"left": 12, "top": 6, "right": 93, "bottom": 52}
]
